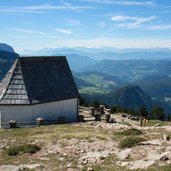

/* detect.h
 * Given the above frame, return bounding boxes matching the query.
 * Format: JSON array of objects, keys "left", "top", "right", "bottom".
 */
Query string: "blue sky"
[{"left": 0, "top": 0, "right": 171, "bottom": 52}]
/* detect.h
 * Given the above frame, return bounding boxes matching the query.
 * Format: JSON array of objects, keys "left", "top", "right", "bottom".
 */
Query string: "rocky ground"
[{"left": 0, "top": 113, "right": 171, "bottom": 171}]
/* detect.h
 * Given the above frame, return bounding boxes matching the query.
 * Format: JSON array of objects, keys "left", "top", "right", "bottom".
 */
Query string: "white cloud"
[
  {"left": 84, "top": 0, "right": 154, "bottom": 6},
  {"left": 110, "top": 15, "right": 133, "bottom": 22},
  {"left": 9, "top": 28, "right": 45, "bottom": 35},
  {"left": 59, "top": 0, "right": 79, "bottom": 12},
  {"left": 56, "top": 28, "right": 72, "bottom": 35},
  {"left": 0, "top": 3, "right": 93, "bottom": 13},
  {"left": 147, "top": 24, "right": 171, "bottom": 30},
  {"left": 110, "top": 15, "right": 156, "bottom": 29}
]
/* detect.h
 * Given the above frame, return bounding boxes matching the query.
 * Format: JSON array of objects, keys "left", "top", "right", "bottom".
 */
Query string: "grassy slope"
[{"left": 0, "top": 122, "right": 171, "bottom": 170}]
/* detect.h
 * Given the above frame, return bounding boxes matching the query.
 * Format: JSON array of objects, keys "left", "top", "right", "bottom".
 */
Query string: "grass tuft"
[
  {"left": 6, "top": 144, "right": 41, "bottom": 156},
  {"left": 119, "top": 137, "right": 146, "bottom": 149},
  {"left": 115, "top": 128, "right": 143, "bottom": 136}
]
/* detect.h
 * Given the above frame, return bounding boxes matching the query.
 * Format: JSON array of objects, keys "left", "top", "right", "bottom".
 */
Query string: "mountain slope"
[
  {"left": 73, "top": 71, "right": 127, "bottom": 95},
  {"left": 82, "top": 59, "right": 171, "bottom": 82},
  {"left": 0, "top": 50, "right": 19, "bottom": 80},
  {"left": 134, "top": 75, "right": 171, "bottom": 99},
  {"left": 53, "top": 53, "right": 96, "bottom": 71},
  {"left": 0, "top": 43, "right": 15, "bottom": 53},
  {"left": 106, "top": 85, "right": 153, "bottom": 110}
]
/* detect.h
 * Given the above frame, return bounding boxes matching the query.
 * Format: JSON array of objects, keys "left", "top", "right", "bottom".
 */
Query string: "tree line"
[{"left": 79, "top": 96, "right": 171, "bottom": 121}]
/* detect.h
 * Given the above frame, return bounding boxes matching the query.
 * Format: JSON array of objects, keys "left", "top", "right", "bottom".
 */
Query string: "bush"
[
  {"left": 7, "top": 146, "right": 20, "bottom": 156},
  {"left": 119, "top": 137, "right": 146, "bottom": 149},
  {"left": 7, "top": 144, "right": 41, "bottom": 156},
  {"left": 115, "top": 128, "right": 143, "bottom": 136}
]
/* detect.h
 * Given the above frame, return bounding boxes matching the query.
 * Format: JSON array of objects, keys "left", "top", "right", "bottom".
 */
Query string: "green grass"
[
  {"left": 79, "top": 87, "right": 109, "bottom": 94},
  {"left": 146, "top": 120, "right": 170, "bottom": 126},
  {"left": 77, "top": 73, "right": 111, "bottom": 94},
  {"left": 114, "top": 128, "right": 143, "bottom": 136},
  {"left": 6, "top": 144, "right": 41, "bottom": 156},
  {"left": 119, "top": 137, "right": 146, "bottom": 149}
]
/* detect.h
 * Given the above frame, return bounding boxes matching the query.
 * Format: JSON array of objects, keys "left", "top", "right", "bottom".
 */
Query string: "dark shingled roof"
[{"left": 0, "top": 56, "right": 79, "bottom": 105}]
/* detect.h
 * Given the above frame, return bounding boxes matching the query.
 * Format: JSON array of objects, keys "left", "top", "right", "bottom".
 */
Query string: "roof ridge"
[
  {"left": 18, "top": 60, "right": 31, "bottom": 104},
  {"left": 19, "top": 56, "right": 66, "bottom": 59},
  {"left": 0, "top": 59, "right": 18, "bottom": 101}
]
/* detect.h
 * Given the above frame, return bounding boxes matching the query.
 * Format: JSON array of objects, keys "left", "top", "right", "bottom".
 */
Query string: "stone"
[
  {"left": 155, "top": 124, "right": 161, "bottom": 127},
  {"left": 160, "top": 155, "right": 169, "bottom": 161},
  {"left": 163, "top": 134, "right": 170, "bottom": 141},
  {"left": 0, "top": 165, "right": 21, "bottom": 171},
  {"left": 99, "top": 156, "right": 106, "bottom": 160},
  {"left": 19, "top": 164, "right": 42, "bottom": 170},
  {"left": 67, "top": 163, "right": 72, "bottom": 167},
  {"left": 129, "top": 160, "right": 155, "bottom": 170},
  {"left": 87, "top": 167, "right": 94, "bottom": 171},
  {"left": 116, "top": 149, "right": 132, "bottom": 160},
  {"left": 141, "top": 139, "right": 162, "bottom": 146},
  {"left": 82, "top": 159, "right": 88, "bottom": 164}
]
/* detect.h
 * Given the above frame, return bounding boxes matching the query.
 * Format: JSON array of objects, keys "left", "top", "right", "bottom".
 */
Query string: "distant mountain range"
[
  {"left": 21, "top": 47, "right": 171, "bottom": 60},
  {"left": 1, "top": 44, "right": 171, "bottom": 114}
]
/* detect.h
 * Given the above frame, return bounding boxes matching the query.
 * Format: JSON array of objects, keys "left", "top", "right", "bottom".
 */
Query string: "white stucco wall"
[{"left": 0, "top": 98, "right": 78, "bottom": 128}]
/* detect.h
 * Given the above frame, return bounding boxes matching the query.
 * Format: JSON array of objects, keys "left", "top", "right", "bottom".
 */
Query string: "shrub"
[
  {"left": 7, "top": 144, "right": 41, "bottom": 156},
  {"left": 7, "top": 146, "right": 20, "bottom": 156},
  {"left": 119, "top": 137, "right": 146, "bottom": 149},
  {"left": 115, "top": 128, "right": 143, "bottom": 136}
]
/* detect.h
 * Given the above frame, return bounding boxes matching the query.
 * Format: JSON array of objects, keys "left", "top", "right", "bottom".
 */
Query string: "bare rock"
[
  {"left": 99, "top": 156, "right": 106, "bottom": 160},
  {"left": 129, "top": 160, "right": 155, "bottom": 170},
  {"left": 163, "top": 134, "right": 170, "bottom": 141},
  {"left": 160, "top": 155, "right": 169, "bottom": 161},
  {"left": 116, "top": 149, "right": 132, "bottom": 160},
  {"left": 0, "top": 165, "right": 21, "bottom": 171},
  {"left": 19, "top": 164, "right": 43, "bottom": 170},
  {"left": 141, "top": 139, "right": 162, "bottom": 146},
  {"left": 82, "top": 159, "right": 88, "bottom": 164},
  {"left": 155, "top": 124, "right": 161, "bottom": 127}
]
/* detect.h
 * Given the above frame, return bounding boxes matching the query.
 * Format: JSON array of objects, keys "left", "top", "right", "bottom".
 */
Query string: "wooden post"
[
  {"left": 36, "top": 118, "right": 44, "bottom": 126},
  {"left": 89, "top": 107, "right": 95, "bottom": 116},
  {"left": 99, "top": 105, "right": 105, "bottom": 114},
  {"left": 79, "top": 115, "right": 85, "bottom": 122},
  {"left": 95, "top": 114, "right": 101, "bottom": 121},
  {"left": 106, "top": 114, "right": 111, "bottom": 123}
]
